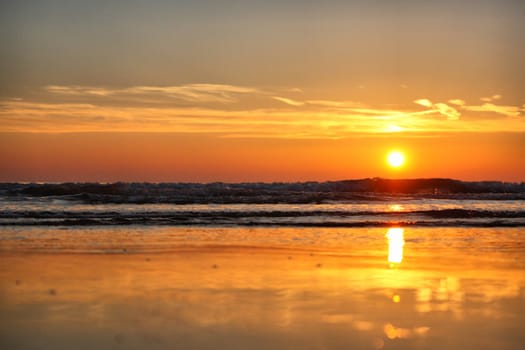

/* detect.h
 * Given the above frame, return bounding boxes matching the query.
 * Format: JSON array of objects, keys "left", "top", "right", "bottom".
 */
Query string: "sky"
[{"left": 1, "top": 0, "right": 524, "bottom": 182}]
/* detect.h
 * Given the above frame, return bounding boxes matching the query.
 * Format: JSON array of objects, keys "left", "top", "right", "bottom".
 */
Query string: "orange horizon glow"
[
  {"left": 1, "top": 132, "right": 524, "bottom": 183},
  {"left": 1, "top": 84, "right": 523, "bottom": 182}
]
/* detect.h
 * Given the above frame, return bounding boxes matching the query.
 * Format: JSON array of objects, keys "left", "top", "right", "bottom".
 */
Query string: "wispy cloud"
[
  {"left": 480, "top": 94, "right": 502, "bottom": 102},
  {"left": 413, "top": 99, "right": 460, "bottom": 120},
  {"left": 462, "top": 103, "right": 521, "bottom": 117},
  {"left": 272, "top": 96, "right": 304, "bottom": 106},
  {"left": 433, "top": 103, "right": 461, "bottom": 120},
  {"left": 448, "top": 99, "right": 466, "bottom": 106},
  {"left": 414, "top": 99, "right": 433, "bottom": 108},
  {"left": 2, "top": 85, "right": 524, "bottom": 137},
  {"left": 45, "top": 86, "right": 113, "bottom": 96},
  {"left": 305, "top": 100, "right": 365, "bottom": 109},
  {"left": 45, "top": 84, "right": 260, "bottom": 104},
  {"left": 414, "top": 96, "right": 524, "bottom": 120}
]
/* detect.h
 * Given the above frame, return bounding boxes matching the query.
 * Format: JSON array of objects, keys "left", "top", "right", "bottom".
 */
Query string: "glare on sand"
[{"left": 0, "top": 226, "right": 524, "bottom": 350}]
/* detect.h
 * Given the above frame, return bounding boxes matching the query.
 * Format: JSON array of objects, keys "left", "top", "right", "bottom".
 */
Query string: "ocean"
[
  {"left": 1, "top": 180, "right": 524, "bottom": 227},
  {"left": 1, "top": 181, "right": 524, "bottom": 349}
]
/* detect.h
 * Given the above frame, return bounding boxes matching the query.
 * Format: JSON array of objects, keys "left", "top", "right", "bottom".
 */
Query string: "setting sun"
[{"left": 387, "top": 151, "right": 405, "bottom": 168}]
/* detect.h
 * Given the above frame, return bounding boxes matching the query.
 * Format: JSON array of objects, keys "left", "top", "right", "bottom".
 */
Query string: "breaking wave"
[
  {"left": 1, "top": 208, "right": 524, "bottom": 227},
  {"left": 1, "top": 180, "right": 524, "bottom": 227}
]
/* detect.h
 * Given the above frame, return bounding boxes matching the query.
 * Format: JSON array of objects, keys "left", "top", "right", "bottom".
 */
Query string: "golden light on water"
[
  {"left": 388, "top": 204, "right": 404, "bottom": 212},
  {"left": 386, "top": 227, "right": 405, "bottom": 265}
]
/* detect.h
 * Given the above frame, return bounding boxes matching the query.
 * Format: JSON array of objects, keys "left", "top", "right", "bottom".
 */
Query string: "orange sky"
[
  {"left": 1, "top": 132, "right": 524, "bottom": 182},
  {"left": 1, "top": 1, "right": 524, "bottom": 182}
]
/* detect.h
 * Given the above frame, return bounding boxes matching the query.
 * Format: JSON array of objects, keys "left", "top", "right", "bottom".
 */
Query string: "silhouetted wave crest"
[
  {"left": 1, "top": 180, "right": 524, "bottom": 227},
  {"left": 1, "top": 179, "right": 525, "bottom": 204}
]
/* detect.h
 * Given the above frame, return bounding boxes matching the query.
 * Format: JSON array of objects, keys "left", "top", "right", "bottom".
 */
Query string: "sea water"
[{"left": 0, "top": 185, "right": 524, "bottom": 349}]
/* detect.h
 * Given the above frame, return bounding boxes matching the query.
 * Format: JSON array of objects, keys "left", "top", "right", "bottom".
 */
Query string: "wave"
[
  {"left": 2, "top": 179, "right": 525, "bottom": 204},
  {"left": 1, "top": 208, "right": 524, "bottom": 227},
  {"left": 2, "top": 180, "right": 523, "bottom": 227},
  {"left": 2, "top": 208, "right": 524, "bottom": 219}
]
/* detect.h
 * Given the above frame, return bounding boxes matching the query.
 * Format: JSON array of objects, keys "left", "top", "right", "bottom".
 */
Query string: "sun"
[{"left": 387, "top": 151, "right": 405, "bottom": 168}]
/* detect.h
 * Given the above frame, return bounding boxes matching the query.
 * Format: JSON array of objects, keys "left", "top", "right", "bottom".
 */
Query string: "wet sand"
[{"left": 1, "top": 227, "right": 524, "bottom": 349}]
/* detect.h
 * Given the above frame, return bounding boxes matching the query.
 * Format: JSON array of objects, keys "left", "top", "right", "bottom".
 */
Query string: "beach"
[
  {"left": 3, "top": 0, "right": 525, "bottom": 348},
  {"left": 1, "top": 226, "right": 524, "bottom": 350}
]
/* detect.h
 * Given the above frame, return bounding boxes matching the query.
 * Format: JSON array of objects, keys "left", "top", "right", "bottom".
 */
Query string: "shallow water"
[
  {"left": 1, "top": 198, "right": 525, "bottom": 226},
  {"left": 1, "top": 226, "right": 524, "bottom": 349}
]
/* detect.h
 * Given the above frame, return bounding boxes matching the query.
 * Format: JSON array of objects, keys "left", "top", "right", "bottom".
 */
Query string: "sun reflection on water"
[
  {"left": 388, "top": 204, "right": 404, "bottom": 212},
  {"left": 386, "top": 227, "right": 404, "bottom": 266}
]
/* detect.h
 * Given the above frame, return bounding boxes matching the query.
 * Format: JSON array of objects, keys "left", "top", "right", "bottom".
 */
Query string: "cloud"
[
  {"left": 448, "top": 99, "right": 466, "bottom": 106},
  {"left": 272, "top": 96, "right": 304, "bottom": 106},
  {"left": 414, "top": 99, "right": 433, "bottom": 108},
  {"left": 480, "top": 94, "right": 502, "bottom": 102},
  {"left": 384, "top": 125, "right": 404, "bottom": 132},
  {"left": 305, "top": 100, "right": 365, "bottom": 109},
  {"left": 433, "top": 103, "right": 460, "bottom": 120},
  {"left": 413, "top": 99, "right": 460, "bottom": 120},
  {"left": 3, "top": 98, "right": 523, "bottom": 136},
  {"left": 45, "top": 86, "right": 112, "bottom": 96},
  {"left": 2, "top": 86, "right": 524, "bottom": 137},
  {"left": 462, "top": 103, "right": 521, "bottom": 117},
  {"left": 45, "top": 84, "right": 260, "bottom": 104}
]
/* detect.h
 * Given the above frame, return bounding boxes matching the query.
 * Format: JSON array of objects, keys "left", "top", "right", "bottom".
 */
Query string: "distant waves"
[
  {"left": 1, "top": 179, "right": 525, "bottom": 204},
  {"left": 1, "top": 181, "right": 524, "bottom": 227}
]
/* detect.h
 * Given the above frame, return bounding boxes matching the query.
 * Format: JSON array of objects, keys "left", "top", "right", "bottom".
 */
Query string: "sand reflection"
[
  {"left": 386, "top": 227, "right": 404, "bottom": 265},
  {"left": 1, "top": 226, "right": 524, "bottom": 349}
]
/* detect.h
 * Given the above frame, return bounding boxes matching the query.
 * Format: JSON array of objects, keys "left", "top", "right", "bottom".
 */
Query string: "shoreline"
[{"left": 1, "top": 228, "right": 524, "bottom": 350}]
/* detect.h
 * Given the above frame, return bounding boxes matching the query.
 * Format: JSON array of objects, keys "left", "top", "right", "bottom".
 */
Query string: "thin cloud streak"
[
  {"left": 462, "top": 103, "right": 522, "bottom": 117},
  {"left": 2, "top": 86, "right": 524, "bottom": 137},
  {"left": 480, "top": 94, "right": 502, "bottom": 102},
  {"left": 415, "top": 95, "right": 524, "bottom": 119},
  {"left": 448, "top": 99, "right": 466, "bottom": 106},
  {"left": 413, "top": 99, "right": 460, "bottom": 120},
  {"left": 272, "top": 96, "right": 305, "bottom": 106},
  {"left": 45, "top": 84, "right": 260, "bottom": 104},
  {"left": 2, "top": 100, "right": 524, "bottom": 137}
]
